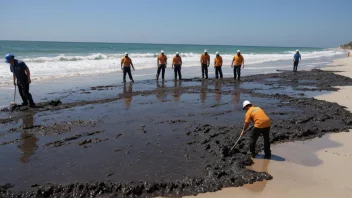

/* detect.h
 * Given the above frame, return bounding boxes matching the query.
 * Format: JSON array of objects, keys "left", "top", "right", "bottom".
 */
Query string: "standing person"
[
  {"left": 172, "top": 52, "right": 182, "bottom": 80},
  {"left": 156, "top": 50, "right": 167, "bottom": 81},
  {"left": 231, "top": 50, "right": 245, "bottom": 80},
  {"left": 121, "top": 52, "right": 135, "bottom": 83},
  {"left": 240, "top": 100, "right": 271, "bottom": 159},
  {"left": 5, "top": 54, "right": 35, "bottom": 107},
  {"left": 293, "top": 50, "right": 301, "bottom": 72},
  {"left": 214, "top": 51, "right": 223, "bottom": 79},
  {"left": 200, "top": 49, "right": 210, "bottom": 79}
]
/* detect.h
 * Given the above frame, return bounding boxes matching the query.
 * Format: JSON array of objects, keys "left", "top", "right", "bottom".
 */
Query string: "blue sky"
[{"left": 0, "top": 0, "right": 351, "bottom": 47}]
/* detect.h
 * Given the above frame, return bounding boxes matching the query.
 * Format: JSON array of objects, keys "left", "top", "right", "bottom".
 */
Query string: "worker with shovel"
[
  {"left": 241, "top": 100, "right": 271, "bottom": 158},
  {"left": 5, "top": 54, "right": 36, "bottom": 107}
]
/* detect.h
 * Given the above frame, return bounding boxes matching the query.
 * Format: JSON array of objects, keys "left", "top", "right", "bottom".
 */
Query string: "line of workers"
[{"left": 120, "top": 49, "right": 245, "bottom": 82}]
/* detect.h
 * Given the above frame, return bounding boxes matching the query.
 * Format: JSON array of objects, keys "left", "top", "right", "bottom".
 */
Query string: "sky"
[{"left": 0, "top": 0, "right": 351, "bottom": 47}]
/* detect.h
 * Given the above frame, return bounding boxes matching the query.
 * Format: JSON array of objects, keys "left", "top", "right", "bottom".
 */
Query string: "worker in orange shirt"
[
  {"left": 214, "top": 51, "right": 223, "bottom": 79},
  {"left": 241, "top": 100, "right": 271, "bottom": 159},
  {"left": 200, "top": 49, "right": 210, "bottom": 79},
  {"left": 156, "top": 50, "right": 168, "bottom": 81},
  {"left": 172, "top": 52, "right": 182, "bottom": 80},
  {"left": 120, "top": 52, "right": 135, "bottom": 83},
  {"left": 231, "top": 50, "right": 244, "bottom": 81}
]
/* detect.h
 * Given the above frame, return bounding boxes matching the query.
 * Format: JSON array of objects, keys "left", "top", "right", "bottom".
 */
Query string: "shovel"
[
  {"left": 10, "top": 85, "right": 17, "bottom": 106},
  {"left": 229, "top": 126, "right": 254, "bottom": 153}
]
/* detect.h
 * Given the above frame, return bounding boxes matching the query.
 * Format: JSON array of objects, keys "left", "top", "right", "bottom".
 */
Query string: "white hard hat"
[
  {"left": 242, "top": 100, "right": 252, "bottom": 109},
  {"left": 237, "top": 50, "right": 240, "bottom": 53},
  {"left": 296, "top": 49, "right": 299, "bottom": 52},
  {"left": 176, "top": 52, "right": 179, "bottom": 55},
  {"left": 204, "top": 49, "right": 208, "bottom": 53},
  {"left": 216, "top": 51, "right": 219, "bottom": 55},
  {"left": 125, "top": 52, "right": 128, "bottom": 55},
  {"left": 161, "top": 50, "right": 164, "bottom": 53}
]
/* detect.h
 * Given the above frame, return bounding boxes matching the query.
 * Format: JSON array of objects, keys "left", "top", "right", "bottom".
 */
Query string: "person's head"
[
  {"left": 216, "top": 51, "right": 219, "bottom": 56},
  {"left": 5, "top": 54, "right": 15, "bottom": 64},
  {"left": 161, "top": 50, "right": 164, "bottom": 55},
  {"left": 176, "top": 52, "right": 179, "bottom": 57},
  {"left": 124, "top": 52, "right": 128, "bottom": 57},
  {"left": 237, "top": 50, "right": 241, "bottom": 55},
  {"left": 296, "top": 49, "right": 299, "bottom": 54},
  {"left": 242, "top": 100, "right": 252, "bottom": 111},
  {"left": 204, "top": 49, "right": 208, "bottom": 55}
]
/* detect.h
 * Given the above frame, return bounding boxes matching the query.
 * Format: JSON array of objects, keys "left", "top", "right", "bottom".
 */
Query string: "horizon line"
[{"left": 0, "top": 39, "right": 325, "bottom": 49}]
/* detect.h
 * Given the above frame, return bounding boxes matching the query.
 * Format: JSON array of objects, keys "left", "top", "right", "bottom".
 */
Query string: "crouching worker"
[{"left": 241, "top": 100, "right": 271, "bottom": 159}]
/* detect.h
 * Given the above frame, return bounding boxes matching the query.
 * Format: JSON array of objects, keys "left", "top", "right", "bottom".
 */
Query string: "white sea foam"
[{"left": 0, "top": 50, "right": 344, "bottom": 86}]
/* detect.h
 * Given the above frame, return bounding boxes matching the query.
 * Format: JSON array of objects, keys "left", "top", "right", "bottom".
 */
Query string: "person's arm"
[
  {"left": 13, "top": 74, "right": 16, "bottom": 86},
  {"left": 220, "top": 57, "right": 223, "bottom": 67},
  {"left": 165, "top": 57, "right": 168, "bottom": 67},
  {"left": 24, "top": 68, "right": 31, "bottom": 84},
  {"left": 131, "top": 60, "right": 135, "bottom": 70},
  {"left": 200, "top": 55, "right": 203, "bottom": 64},
  {"left": 157, "top": 57, "right": 159, "bottom": 68},
  {"left": 242, "top": 56, "right": 245, "bottom": 68},
  {"left": 172, "top": 58, "right": 175, "bottom": 69},
  {"left": 121, "top": 59, "right": 124, "bottom": 70},
  {"left": 241, "top": 111, "right": 251, "bottom": 136},
  {"left": 180, "top": 57, "right": 182, "bottom": 67},
  {"left": 241, "top": 122, "right": 250, "bottom": 136},
  {"left": 10, "top": 65, "right": 16, "bottom": 85},
  {"left": 207, "top": 56, "right": 210, "bottom": 67},
  {"left": 299, "top": 55, "right": 301, "bottom": 61},
  {"left": 231, "top": 57, "right": 234, "bottom": 67},
  {"left": 22, "top": 63, "right": 31, "bottom": 83}
]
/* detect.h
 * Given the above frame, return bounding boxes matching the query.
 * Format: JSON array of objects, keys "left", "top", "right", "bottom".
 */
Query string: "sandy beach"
[
  {"left": 186, "top": 56, "right": 352, "bottom": 198},
  {"left": 1, "top": 56, "right": 352, "bottom": 197}
]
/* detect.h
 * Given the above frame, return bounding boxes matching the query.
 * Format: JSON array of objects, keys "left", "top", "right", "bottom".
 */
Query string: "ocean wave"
[
  {"left": 20, "top": 50, "right": 343, "bottom": 63},
  {"left": 0, "top": 50, "right": 344, "bottom": 87},
  {"left": 22, "top": 53, "right": 201, "bottom": 63}
]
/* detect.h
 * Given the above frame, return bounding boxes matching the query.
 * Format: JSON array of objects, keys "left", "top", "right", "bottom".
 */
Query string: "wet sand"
[
  {"left": 1, "top": 61, "right": 352, "bottom": 197},
  {"left": 185, "top": 57, "right": 352, "bottom": 198}
]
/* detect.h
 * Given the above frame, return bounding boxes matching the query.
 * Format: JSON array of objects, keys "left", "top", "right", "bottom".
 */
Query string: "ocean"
[{"left": 0, "top": 40, "right": 345, "bottom": 87}]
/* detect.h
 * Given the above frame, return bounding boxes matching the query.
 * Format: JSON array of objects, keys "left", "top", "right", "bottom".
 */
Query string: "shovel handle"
[
  {"left": 229, "top": 126, "right": 254, "bottom": 152},
  {"left": 230, "top": 136, "right": 242, "bottom": 152},
  {"left": 14, "top": 85, "right": 16, "bottom": 101}
]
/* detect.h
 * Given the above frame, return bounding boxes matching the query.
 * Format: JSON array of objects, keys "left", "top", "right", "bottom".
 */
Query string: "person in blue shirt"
[
  {"left": 5, "top": 54, "right": 36, "bottom": 107},
  {"left": 293, "top": 50, "right": 301, "bottom": 72}
]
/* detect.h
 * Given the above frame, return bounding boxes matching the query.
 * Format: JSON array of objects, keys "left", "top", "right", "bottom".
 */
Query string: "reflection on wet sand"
[
  {"left": 19, "top": 114, "right": 38, "bottom": 163},
  {"left": 200, "top": 80, "right": 208, "bottom": 103},
  {"left": 123, "top": 82, "right": 133, "bottom": 109},
  {"left": 244, "top": 159, "right": 270, "bottom": 192},
  {"left": 292, "top": 78, "right": 299, "bottom": 90},
  {"left": 156, "top": 81, "right": 168, "bottom": 102},
  {"left": 215, "top": 80, "right": 222, "bottom": 102},
  {"left": 172, "top": 80, "right": 182, "bottom": 103},
  {"left": 232, "top": 82, "right": 241, "bottom": 111}
]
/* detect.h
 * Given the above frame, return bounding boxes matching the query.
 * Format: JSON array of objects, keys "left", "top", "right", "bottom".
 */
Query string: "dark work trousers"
[
  {"left": 157, "top": 64, "right": 166, "bottom": 80},
  {"left": 293, "top": 61, "right": 299, "bottom": 72},
  {"left": 215, "top": 66, "right": 223, "bottom": 79},
  {"left": 17, "top": 82, "right": 35, "bottom": 105},
  {"left": 234, "top": 65, "right": 241, "bottom": 80},
  {"left": 201, "top": 64, "right": 208, "bottom": 79},
  {"left": 249, "top": 127, "right": 271, "bottom": 156},
  {"left": 123, "top": 67, "right": 133, "bottom": 82},
  {"left": 174, "top": 65, "right": 182, "bottom": 80}
]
